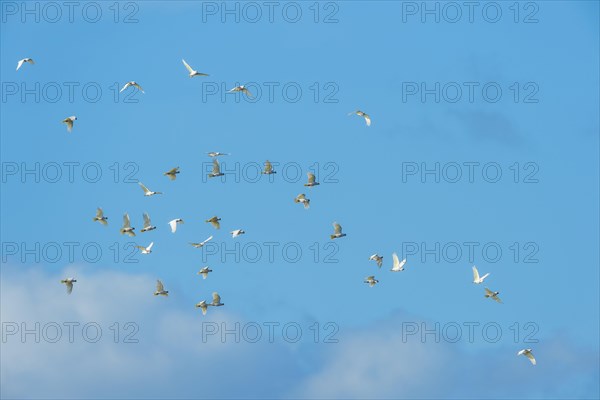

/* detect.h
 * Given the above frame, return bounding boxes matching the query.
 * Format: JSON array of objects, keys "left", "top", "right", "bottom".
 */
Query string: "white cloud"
[{"left": 2, "top": 265, "right": 598, "bottom": 399}]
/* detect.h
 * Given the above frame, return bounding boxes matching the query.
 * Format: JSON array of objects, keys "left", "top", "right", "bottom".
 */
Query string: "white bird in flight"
[
  {"left": 364, "top": 276, "right": 379, "bottom": 287},
  {"left": 138, "top": 182, "right": 162, "bottom": 196},
  {"left": 294, "top": 194, "right": 310, "bottom": 209},
  {"left": 197, "top": 266, "right": 213, "bottom": 280},
  {"left": 208, "top": 159, "right": 224, "bottom": 178},
  {"left": 262, "top": 160, "right": 276, "bottom": 175},
  {"left": 304, "top": 172, "right": 320, "bottom": 187},
  {"left": 207, "top": 152, "right": 228, "bottom": 158},
  {"left": 484, "top": 288, "right": 503, "bottom": 303},
  {"left": 168, "top": 218, "right": 184, "bottom": 233},
  {"left": 93, "top": 208, "right": 108, "bottom": 226},
  {"left": 205, "top": 216, "right": 221, "bottom": 230},
  {"left": 164, "top": 167, "right": 180, "bottom": 181},
  {"left": 120, "top": 81, "right": 145, "bottom": 93},
  {"left": 182, "top": 59, "right": 209, "bottom": 77},
  {"left": 60, "top": 277, "right": 77, "bottom": 294},
  {"left": 230, "top": 229, "right": 245, "bottom": 238},
  {"left": 190, "top": 236, "right": 213, "bottom": 248},
  {"left": 120, "top": 213, "right": 136, "bottom": 237},
  {"left": 349, "top": 110, "right": 371, "bottom": 126},
  {"left": 228, "top": 85, "right": 253, "bottom": 98},
  {"left": 391, "top": 253, "right": 406, "bottom": 272},
  {"left": 369, "top": 254, "right": 383, "bottom": 268},
  {"left": 16, "top": 58, "right": 34, "bottom": 71},
  {"left": 62, "top": 116, "right": 77, "bottom": 132},
  {"left": 195, "top": 300, "right": 208, "bottom": 315},
  {"left": 136, "top": 242, "right": 154, "bottom": 254},
  {"left": 154, "top": 280, "right": 168, "bottom": 296},
  {"left": 330, "top": 222, "right": 346, "bottom": 239},
  {"left": 140, "top": 212, "right": 156, "bottom": 232},
  {"left": 472, "top": 266, "right": 490, "bottom": 284},
  {"left": 517, "top": 349, "right": 536, "bottom": 365}
]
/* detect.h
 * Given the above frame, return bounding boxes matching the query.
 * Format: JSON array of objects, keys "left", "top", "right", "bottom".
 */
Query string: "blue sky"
[{"left": 1, "top": 1, "right": 599, "bottom": 398}]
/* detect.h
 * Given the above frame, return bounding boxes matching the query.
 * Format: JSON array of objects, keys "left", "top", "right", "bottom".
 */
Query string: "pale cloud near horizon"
[{"left": 1, "top": 265, "right": 598, "bottom": 399}]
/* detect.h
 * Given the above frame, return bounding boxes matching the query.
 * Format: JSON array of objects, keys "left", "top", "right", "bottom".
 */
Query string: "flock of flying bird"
[{"left": 17, "top": 56, "right": 536, "bottom": 366}]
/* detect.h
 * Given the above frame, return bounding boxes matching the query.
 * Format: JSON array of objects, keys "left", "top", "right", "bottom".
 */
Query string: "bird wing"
[
  {"left": 493, "top": 295, "right": 503, "bottom": 304},
  {"left": 333, "top": 222, "right": 342, "bottom": 234},
  {"left": 138, "top": 182, "right": 150, "bottom": 194},
  {"left": 133, "top": 82, "right": 145, "bottom": 93},
  {"left": 147, "top": 242, "right": 154, "bottom": 251},
  {"left": 307, "top": 173, "right": 316, "bottom": 184},
  {"left": 243, "top": 88, "right": 254, "bottom": 98},
  {"left": 65, "top": 281, "right": 73, "bottom": 294},
  {"left": 480, "top": 273, "right": 490, "bottom": 281},
  {"left": 363, "top": 114, "right": 371, "bottom": 126},
  {"left": 182, "top": 59, "right": 194, "bottom": 74},
  {"left": 123, "top": 213, "right": 131, "bottom": 228},
  {"left": 143, "top": 213, "right": 151, "bottom": 226},
  {"left": 169, "top": 220, "right": 177, "bottom": 233},
  {"left": 212, "top": 292, "right": 221, "bottom": 304},
  {"left": 473, "top": 266, "right": 480, "bottom": 282},
  {"left": 165, "top": 167, "right": 178, "bottom": 175},
  {"left": 212, "top": 159, "right": 221, "bottom": 174},
  {"left": 96, "top": 208, "right": 104, "bottom": 218},
  {"left": 156, "top": 280, "right": 164, "bottom": 291},
  {"left": 16, "top": 59, "right": 25, "bottom": 71},
  {"left": 119, "top": 82, "right": 130, "bottom": 92},
  {"left": 202, "top": 236, "right": 213, "bottom": 245},
  {"left": 296, "top": 194, "right": 306, "bottom": 201},
  {"left": 484, "top": 288, "right": 494, "bottom": 296},
  {"left": 525, "top": 352, "right": 536, "bottom": 365},
  {"left": 392, "top": 253, "right": 400, "bottom": 269}
]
